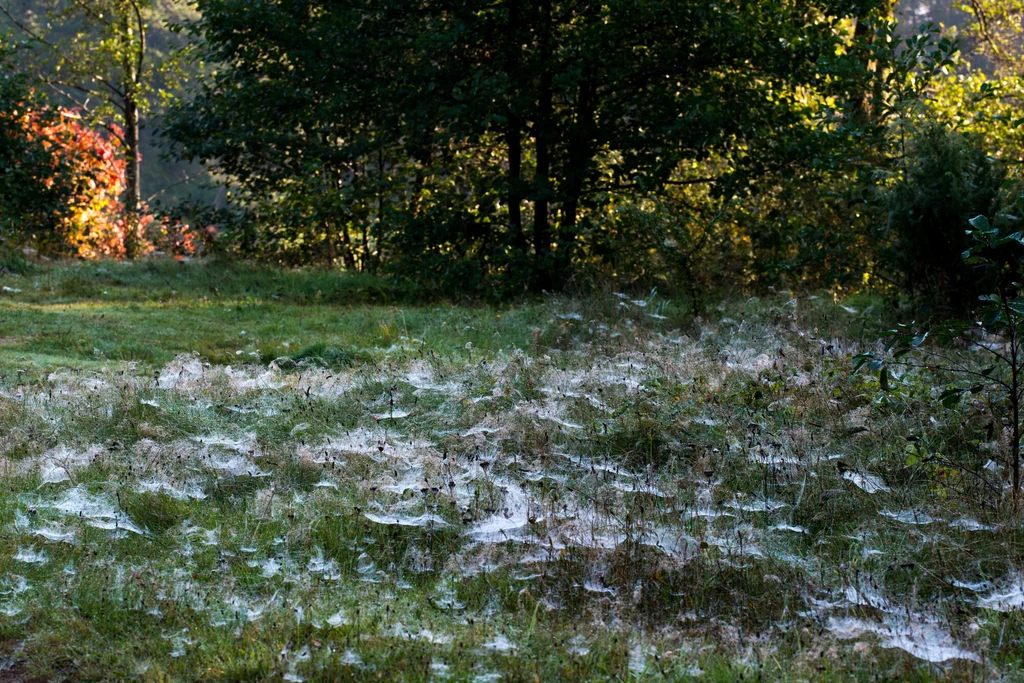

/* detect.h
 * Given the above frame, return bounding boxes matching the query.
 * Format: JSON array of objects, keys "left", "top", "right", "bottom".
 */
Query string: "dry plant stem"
[{"left": 1006, "top": 297, "right": 1022, "bottom": 511}]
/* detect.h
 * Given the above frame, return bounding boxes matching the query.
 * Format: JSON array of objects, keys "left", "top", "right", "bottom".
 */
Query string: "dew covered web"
[{"left": 0, "top": 294, "right": 1015, "bottom": 678}]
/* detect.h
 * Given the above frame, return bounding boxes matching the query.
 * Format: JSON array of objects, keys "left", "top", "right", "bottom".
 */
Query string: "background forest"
[{"left": 0, "top": 0, "right": 1020, "bottom": 305}]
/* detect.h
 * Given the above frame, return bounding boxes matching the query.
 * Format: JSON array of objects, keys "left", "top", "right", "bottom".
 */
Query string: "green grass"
[
  {"left": 0, "top": 260, "right": 1018, "bottom": 681},
  {"left": 0, "top": 260, "right": 589, "bottom": 373}
]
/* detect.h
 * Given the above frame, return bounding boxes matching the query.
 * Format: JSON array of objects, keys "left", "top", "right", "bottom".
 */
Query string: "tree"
[
  {"left": 0, "top": 42, "right": 76, "bottom": 248},
  {"left": 1, "top": 41, "right": 128, "bottom": 257},
  {"left": 167, "top": 0, "right": 891, "bottom": 290},
  {"left": 957, "top": 0, "right": 1024, "bottom": 77},
  {"left": 0, "top": 0, "right": 186, "bottom": 257}
]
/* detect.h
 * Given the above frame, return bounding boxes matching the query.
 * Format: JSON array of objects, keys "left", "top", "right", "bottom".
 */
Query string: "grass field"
[{"left": 1, "top": 261, "right": 1022, "bottom": 681}]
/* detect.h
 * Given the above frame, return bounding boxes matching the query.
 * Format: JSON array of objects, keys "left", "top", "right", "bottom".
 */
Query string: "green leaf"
[
  {"left": 969, "top": 215, "right": 991, "bottom": 231},
  {"left": 939, "top": 388, "right": 962, "bottom": 408},
  {"left": 995, "top": 232, "right": 1024, "bottom": 247},
  {"left": 852, "top": 353, "right": 874, "bottom": 373}
]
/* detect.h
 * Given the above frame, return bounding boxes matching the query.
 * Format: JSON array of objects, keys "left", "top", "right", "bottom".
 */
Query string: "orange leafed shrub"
[
  {"left": 8, "top": 102, "right": 205, "bottom": 259},
  {"left": 25, "top": 108, "right": 136, "bottom": 258},
  {"left": 151, "top": 218, "right": 204, "bottom": 258}
]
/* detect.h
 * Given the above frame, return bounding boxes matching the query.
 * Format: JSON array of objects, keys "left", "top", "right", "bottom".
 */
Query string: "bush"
[
  {"left": 0, "top": 45, "right": 130, "bottom": 258},
  {"left": 880, "top": 122, "right": 1005, "bottom": 313},
  {"left": 578, "top": 197, "right": 748, "bottom": 306},
  {"left": 382, "top": 206, "right": 531, "bottom": 300},
  {"left": 0, "top": 51, "right": 79, "bottom": 253},
  {"left": 289, "top": 343, "right": 357, "bottom": 369},
  {"left": 150, "top": 198, "right": 242, "bottom": 259}
]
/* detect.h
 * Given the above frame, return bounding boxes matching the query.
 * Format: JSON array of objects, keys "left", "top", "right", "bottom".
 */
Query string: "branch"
[
  {"left": 44, "top": 82, "right": 98, "bottom": 117},
  {"left": 967, "top": 0, "right": 1006, "bottom": 63},
  {"left": 44, "top": 78, "right": 126, "bottom": 116},
  {"left": 145, "top": 170, "right": 209, "bottom": 204},
  {"left": 66, "top": 0, "right": 112, "bottom": 26},
  {"left": 664, "top": 177, "right": 719, "bottom": 186},
  {"left": 44, "top": 82, "right": 126, "bottom": 144},
  {"left": 958, "top": 334, "right": 1010, "bottom": 365},
  {"left": 889, "top": 357, "right": 1012, "bottom": 392},
  {"left": 45, "top": 78, "right": 102, "bottom": 99},
  {"left": 0, "top": 2, "right": 53, "bottom": 46},
  {"left": 96, "top": 76, "right": 127, "bottom": 101},
  {"left": 129, "top": 0, "right": 146, "bottom": 82}
]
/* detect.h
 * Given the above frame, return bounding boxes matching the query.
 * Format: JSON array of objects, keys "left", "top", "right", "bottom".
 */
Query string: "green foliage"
[
  {"left": 728, "top": 18, "right": 976, "bottom": 296},
  {"left": 0, "top": 243, "right": 28, "bottom": 274},
  {"left": 857, "top": 210, "right": 1024, "bottom": 508},
  {"left": 166, "top": 0, "right": 886, "bottom": 293},
  {"left": 879, "top": 123, "right": 1005, "bottom": 313},
  {"left": 381, "top": 204, "right": 529, "bottom": 299},
  {"left": 956, "top": 0, "right": 1024, "bottom": 77},
  {"left": 962, "top": 209, "right": 1024, "bottom": 298},
  {"left": 8, "top": 0, "right": 1021, "bottom": 312},
  {"left": 0, "top": 42, "right": 80, "bottom": 256},
  {"left": 581, "top": 202, "right": 682, "bottom": 290}
]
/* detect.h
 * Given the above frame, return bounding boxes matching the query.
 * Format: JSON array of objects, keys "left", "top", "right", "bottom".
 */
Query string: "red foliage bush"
[{"left": 22, "top": 108, "right": 134, "bottom": 257}]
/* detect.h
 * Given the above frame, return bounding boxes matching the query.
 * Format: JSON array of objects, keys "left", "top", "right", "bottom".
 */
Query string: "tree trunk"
[
  {"left": 324, "top": 220, "right": 337, "bottom": 268},
  {"left": 851, "top": 16, "right": 873, "bottom": 124},
  {"left": 852, "top": 0, "right": 894, "bottom": 125},
  {"left": 532, "top": 0, "right": 554, "bottom": 288},
  {"left": 361, "top": 168, "right": 370, "bottom": 276},
  {"left": 558, "top": 75, "right": 596, "bottom": 271},
  {"left": 533, "top": 97, "right": 552, "bottom": 275},
  {"left": 337, "top": 216, "right": 357, "bottom": 271},
  {"left": 121, "top": 7, "right": 143, "bottom": 260},
  {"left": 508, "top": 121, "right": 526, "bottom": 251},
  {"left": 372, "top": 146, "right": 385, "bottom": 273},
  {"left": 505, "top": 0, "right": 527, "bottom": 253},
  {"left": 1011, "top": 313, "right": 1021, "bottom": 511},
  {"left": 123, "top": 89, "right": 142, "bottom": 259}
]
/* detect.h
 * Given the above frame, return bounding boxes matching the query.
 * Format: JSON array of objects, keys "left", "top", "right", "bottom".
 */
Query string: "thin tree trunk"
[
  {"left": 558, "top": 75, "right": 596, "bottom": 271},
  {"left": 337, "top": 218, "right": 357, "bottom": 271},
  {"left": 532, "top": 0, "right": 554, "bottom": 288},
  {"left": 508, "top": 122, "right": 526, "bottom": 251},
  {"left": 361, "top": 162, "right": 370, "bottom": 276},
  {"left": 372, "top": 146, "right": 384, "bottom": 274},
  {"left": 121, "top": 5, "right": 144, "bottom": 259},
  {"left": 852, "top": 0, "right": 894, "bottom": 125},
  {"left": 1012, "top": 316, "right": 1021, "bottom": 510},
  {"left": 534, "top": 109, "right": 551, "bottom": 270},
  {"left": 123, "top": 88, "right": 142, "bottom": 259},
  {"left": 851, "top": 17, "right": 874, "bottom": 125},
  {"left": 505, "top": 0, "right": 527, "bottom": 253},
  {"left": 324, "top": 220, "right": 337, "bottom": 268}
]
